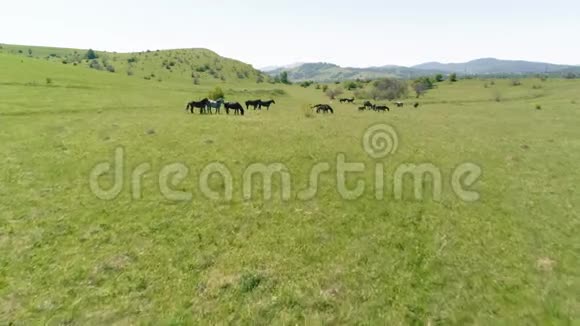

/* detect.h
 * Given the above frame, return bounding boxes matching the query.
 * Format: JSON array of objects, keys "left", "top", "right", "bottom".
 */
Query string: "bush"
[
  {"left": 435, "top": 74, "right": 444, "bottom": 82},
  {"left": 46, "top": 78, "right": 52, "bottom": 85},
  {"left": 325, "top": 86, "right": 344, "bottom": 100},
  {"left": 89, "top": 60, "right": 102, "bottom": 70},
  {"left": 535, "top": 104, "right": 542, "bottom": 110},
  {"left": 207, "top": 86, "right": 225, "bottom": 100},
  {"left": 322, "top": 85, "right": 329, "bottom": 92},
  {"left": 127, "top": 57, "right": 138, "bottom": 63},
  {"left": 300, "top": 81, "right": 314, "bottom": 88},
  {"left": 106, "top": 64, "right": 115, "bottom": 73},
  {"left": 369, "top": 78, "right": 408, "bottom": 100},
  {"left": 511, "top": 79, "right": 522, "bottom": 86},
  {"left": 127, "top": 70, "right": 134, "bottom": 76},
  {"left": 85, "top": 49, "right": 98, "bottom": 60},
  {"left": 343, "top": 81, "right": 358, "bottom": 90},
  {"left": 449, "top": 73, "right": 458, "bottom": 82},
  {"left": 493, "top": 90, "right": 502, "bottom": 102},
  {"left": 564, "top": 72, "right": 577, "bottom": 79}
]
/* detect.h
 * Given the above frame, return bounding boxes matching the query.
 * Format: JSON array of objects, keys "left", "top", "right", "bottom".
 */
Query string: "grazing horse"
[
  {"left": 374, "top": 105, "right": 390, "bottom": 112},
  {"left": 358, "top": 106, "right": 367, "bottom": 112},
  {"left": 258, "top": 99, "right": 276, "bottom": 110},
  {"left": 315, "top": 104, "right": 334, "bottom": 114},
  {"left": 414, "top": 102, "right": 420, "bottom": 108},
  {"left": 245, "top": 99, "right": 261, "bottom": 110},
  {"left": 395, "top": 101, "right": 404, "bottom": 107},
  {"left": 224, "top": 102, "right": 245, "bottom": 115},
  {"left": 207, "top": 98, "right": 224, "bottom": 114},
  {"left": 186, "top": 98, "right": 209, "bottom": 114},
  {"left": 339, "top": 97, "right": 355, "bottom": 104},
  {"left": 363, "top": 101, "right": 374, "bottom": 109}
]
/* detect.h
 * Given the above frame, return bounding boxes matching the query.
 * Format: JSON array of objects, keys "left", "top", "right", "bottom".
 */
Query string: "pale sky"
[{"left": 2, "top": 0, "right": 578, "bottom": 68}]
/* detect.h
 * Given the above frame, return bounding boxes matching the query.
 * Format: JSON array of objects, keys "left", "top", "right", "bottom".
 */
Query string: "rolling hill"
[
  {"left": 0, "top": 43, "right": 268, "bottom": 85},
  {"left": 264, "top": 58, "right": 580, "bottom": 82}
]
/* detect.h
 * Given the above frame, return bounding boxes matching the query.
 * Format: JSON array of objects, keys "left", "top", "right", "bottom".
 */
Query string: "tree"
[
  {"left": 435, "top": 74, "right": 444, "bottom": 82},
  {"left": 368, "top": 78, "right": 408, "bottom": 100},
  {"left": 85, "top": 49, "right": 98, "bottom": 60},
  {"left": 279, "top": 71, "right": 291, "bottom": 84},
  {"left": 325, "top": 87, "right": 344, "bottom": 100},
  {"left": 449, "top": 73, "right": 458, "bottom": 82},
  {"left": 412, "top": 77, "right": 434, "bottom": 98},
  {"left": 207, "top": 86, "right": 225, "bottom": 100}
]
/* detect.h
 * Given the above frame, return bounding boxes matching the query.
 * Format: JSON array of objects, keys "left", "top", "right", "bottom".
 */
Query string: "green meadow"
[{"left": 1, "top": 45, "right": 579, "bottom": 324}]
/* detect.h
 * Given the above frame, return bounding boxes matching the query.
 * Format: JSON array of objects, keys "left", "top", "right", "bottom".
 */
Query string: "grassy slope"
[{"left": 1, "top": 51, "right": 579, "bottom": 324}]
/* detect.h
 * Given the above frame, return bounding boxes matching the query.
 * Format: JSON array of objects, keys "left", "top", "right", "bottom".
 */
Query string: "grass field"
[{"left": 1, "top": 47, "right": 579, "bottom": 324}]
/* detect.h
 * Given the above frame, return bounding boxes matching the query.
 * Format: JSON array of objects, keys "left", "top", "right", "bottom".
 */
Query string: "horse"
[
  {"left": 186, "top": 98, "right": 209, "bottom": 114},
  {"left": 245, "top": 99, "right": 261, "bottom": 110},
  {"left": 339, "top": 97, "right": 355, "bottom": 104},
  {"left": 224, "top": 102, "right": 245, "bottom": 115},
  {"left": 206, "top": 98, "right": 224, "bottom": 114},
  {"left": 358, "top": 106, "right": 367, "bottom": 112},
  {"left": 258, "top": 99, "right": 276, "bottom": 110},
  {"left": 363, "top": 101, "right": 374, "bottom": 109},
  {"left": 374, "top": 105, "right": 390, "bottom": 112},
  {"left": 315, "top": 104, "right": 334, "bottom": 114},
  {"left": 414, "top": 102, "right": 420, "bottom": 108},
  {"left": 395, "top": 101, "right": 404, "bottom": 107}
]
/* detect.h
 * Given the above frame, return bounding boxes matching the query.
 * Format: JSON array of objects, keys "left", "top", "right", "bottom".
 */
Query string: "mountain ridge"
[{"left": 264, "top": 58, "right": 580, "bottom": 81}]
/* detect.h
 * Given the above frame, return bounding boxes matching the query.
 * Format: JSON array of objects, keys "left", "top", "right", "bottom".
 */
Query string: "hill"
[
  {"left": 0, "top": 43, "right": 268, "bottom": 85},
  {"left": 264, "top": 58, "right": 580, "bottom": 82}
]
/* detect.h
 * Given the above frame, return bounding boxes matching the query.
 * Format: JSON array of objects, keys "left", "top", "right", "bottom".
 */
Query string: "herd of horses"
[
  {"left": 185, "top": 98, "right": 277, "bottom": 115},
  {"left": 310, "top": 98, "right": 420, "bottom": 114},
  {"left": 185, "top": 97, "right": 419, "bottom": 116}
]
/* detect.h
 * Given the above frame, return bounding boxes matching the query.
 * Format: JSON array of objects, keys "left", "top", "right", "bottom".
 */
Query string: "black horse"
[
  {"left": 314, "top": 104, "right": 334, "bottom": 114},
  {"left": 339, "top": 97, "right": 355, "bottom": 104},
  {"left": 245, "top": 99, "right": 261, "bottom": 110},
  {"left": 258, "top": 99, "right": 276, "bottom": 110},
  {"left": 358, "top": 106, "right": 367, "bottom": 112},
  {"left": 186, "top": 98, "right": 209, "bottom": 114},
  {"left": 363, "top": 101, "right": 374, "bottom": 109},
  {"left": 224, "top": 102, "right": 245, "bottom": 115},
  {"left": 374, "top": 105, "right": 390, "bottom": 112}
]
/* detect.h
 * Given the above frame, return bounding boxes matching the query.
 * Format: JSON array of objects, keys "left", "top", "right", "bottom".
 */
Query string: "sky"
[{"left": 2, "top": 0, "right": 578, "bottom": 68}]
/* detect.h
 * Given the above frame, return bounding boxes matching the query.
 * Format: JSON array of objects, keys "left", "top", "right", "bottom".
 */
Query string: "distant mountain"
[
  {"left": 412, "top": 58, "right": 574, "bottom": 74},
  {"left": 260, "top": 62, "right": 305, "bottom": 72},
  {"left": 264, "top": 62, "right": 444, "bottom": 82},
  {"left": 264, "top": 58, "right": 580, "bottom": 82}
]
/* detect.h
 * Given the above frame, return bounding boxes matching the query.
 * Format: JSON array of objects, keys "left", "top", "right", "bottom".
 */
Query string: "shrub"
[
  {"left": 564, "top": 72, "right": 577, "bottom": 79},
  {"left": 300, "top": 81, "right": 314, "bottom": 88},
  {"left": 493, "top": 90, "right": 502, "bottom": 102},
  {"left": 322, "top": 85, "right": 329, "bottom": 92},
  {"left": 532, "top": 84, "right": 542, "bottom": 89},
  {"left": 127, "top": 70, "right": 134, "bottom": 76},
  {"left": 89, "top": 60, "right": 102, "bottom": 70},
  {"left": 449, "top": 73, "right": 458, "bottom": 82},
  {"left": 46, "top": 78, "right": 52, "bottom": 85},
  {"left": 127, "top": 57, "right": 138, "bottom": 63},
  {"left": 535, "top": 104, "right": 542, "bottom": 110},
  {"left": 256, "top": 75, "right": 264, "bottom": 83},
  {"left": 435, "top": 74, "right": 444, "bottom": 82},
  {"left": 325, "top": 87, "right": 344, "bottom": 100},
  {"left": 343, "top": 81, "right": 358, "bottom": 90},
  {"left": 193, "top": 77, "right": 200, "bottom": 85},
  {"left": 511, "top": 79, "right": 522, "bottom": 86},
  {"left": 207, "top": 86, "right": 225, "bottom": 100},
  {"left": 369, "top": 78, "right": 408, "bottom": 100},
  {"left": 106, "top": 64, "right": 115, "bottom": 73}
]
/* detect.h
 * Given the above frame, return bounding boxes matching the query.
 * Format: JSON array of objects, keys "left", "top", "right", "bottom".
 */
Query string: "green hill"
[{"left": 0, "top": 44, "right": 268, "bottom": 85}]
